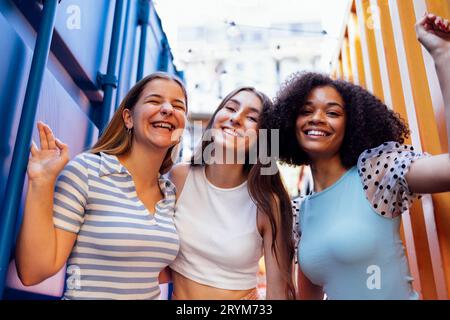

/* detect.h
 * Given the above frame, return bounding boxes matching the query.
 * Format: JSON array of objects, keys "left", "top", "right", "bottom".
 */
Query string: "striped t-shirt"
[{"left": 53, "top": 152, "right": 179, "bottom": 300}]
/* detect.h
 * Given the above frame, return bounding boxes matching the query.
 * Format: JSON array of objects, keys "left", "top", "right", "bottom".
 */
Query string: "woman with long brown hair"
[
  {"left": 15, "top": 72, "right": 188, "bottom": 300},
  {"left": 169, "top": 87, "right": 295, "bottom": 299}
]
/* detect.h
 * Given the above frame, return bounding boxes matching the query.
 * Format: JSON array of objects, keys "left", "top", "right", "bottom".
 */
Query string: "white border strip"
[
  {"left": 347, "top": 13, "right": 360, "bottom": 85},
  {"left": 388, "top": 0, "right": 424, "bottom": 298},
  {"left": 341, "top": 38, "right": 351, "bottom": 82},
  {"left": 370, "top": 0, "right": 392, "bottom": 108},
  {"left": 355, "top": 0, "right": 374, "bottom": 92},
  {"left": 388, "top": 0, "right": 422, "bottom": 151}
]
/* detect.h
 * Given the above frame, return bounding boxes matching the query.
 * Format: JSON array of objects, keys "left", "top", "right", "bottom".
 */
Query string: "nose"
[
  {"left": 309, "top": 109, "right": 326, "bottom": 124},
  {"left": 229, "top": 108, "right": 247, "bottom": 126},
  {"left": 160, "top": 102, "right": 174, "bottom": 116},
  {"left": 230, "top": 112, "right": 243, "bottom": 127}
]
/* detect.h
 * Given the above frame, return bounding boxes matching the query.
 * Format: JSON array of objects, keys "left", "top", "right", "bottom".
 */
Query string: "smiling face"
[
  {"left": 211, "top": 90, "right": 262, "bottom": 155},
  {"left": 123, "top": 78, "right": 187, "bottom": 150},
  {"left": 296, "top": 85, "right": 346, "bottom": 161}
]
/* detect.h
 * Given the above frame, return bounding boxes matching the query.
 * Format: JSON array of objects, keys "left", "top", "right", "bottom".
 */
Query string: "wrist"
[
  {"left": 29, "top": 176, "right": 57, "bottom": 187},
  {"left": 431, "top": 46, "right": 450, "bottom": 63}
]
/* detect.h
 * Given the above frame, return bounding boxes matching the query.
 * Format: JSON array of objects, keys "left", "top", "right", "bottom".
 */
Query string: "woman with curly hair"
[{"left": 263, "top": 13, "right": 450, "bottom": 299}]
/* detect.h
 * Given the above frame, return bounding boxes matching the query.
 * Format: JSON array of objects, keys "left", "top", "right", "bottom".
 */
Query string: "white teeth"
[
  {"left": 307, "top": 130, "right": 328, "bottom": 136},
  {"left": 223, "top": 128, "right": 238, "bottom": 137},
  {"left": 153, "top": 122, "right": 173, "bottom": 130}
]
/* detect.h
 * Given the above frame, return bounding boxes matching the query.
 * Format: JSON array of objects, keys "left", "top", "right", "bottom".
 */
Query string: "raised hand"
[
  {"left": 27, "top": 122, "right": 69, "bottom": 182},
  {"left": 415, "top": 13, "right": 450, "bottom": 57}
]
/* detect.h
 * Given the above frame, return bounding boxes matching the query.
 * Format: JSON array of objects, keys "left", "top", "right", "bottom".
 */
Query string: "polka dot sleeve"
[
  {"left": 292, "top": 197, "right": 302, "bottom": 264},
  {"left": 357, "top": 141, "right": 428, "bottom": 219}
]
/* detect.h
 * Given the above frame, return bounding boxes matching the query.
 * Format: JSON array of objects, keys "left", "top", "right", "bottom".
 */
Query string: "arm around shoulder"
[{"left": 167, "top": 162, "right": 191, "bottom": 199}]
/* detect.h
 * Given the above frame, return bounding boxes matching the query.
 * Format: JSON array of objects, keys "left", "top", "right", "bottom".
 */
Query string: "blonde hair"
[{"left": 90, "top": 72, "right": 188, "bottom": 174}]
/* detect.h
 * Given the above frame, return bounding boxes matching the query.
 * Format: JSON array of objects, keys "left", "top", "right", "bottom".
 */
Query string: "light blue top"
[{"left": 295, "top": 142, "right": 425, "bottom": 300}]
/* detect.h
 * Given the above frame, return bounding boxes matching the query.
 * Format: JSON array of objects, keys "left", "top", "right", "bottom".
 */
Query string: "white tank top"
[{"left": 170, "top": 166, "right": 263, "bottom": 290}]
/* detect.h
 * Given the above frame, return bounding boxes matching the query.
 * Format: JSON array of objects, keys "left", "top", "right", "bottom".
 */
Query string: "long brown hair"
[
  {"left": 90, "top": 72, "right": 188, "bottom": 174},
  {"left": 191, "top": 87, "right": 296, "bottom": 299}
]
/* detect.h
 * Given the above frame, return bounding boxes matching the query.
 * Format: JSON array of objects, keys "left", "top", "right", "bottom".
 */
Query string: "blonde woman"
[{"left": 15, "top": 72, "right": 188, "bottom": 300}]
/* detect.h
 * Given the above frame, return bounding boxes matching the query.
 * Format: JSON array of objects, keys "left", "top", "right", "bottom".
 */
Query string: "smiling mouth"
[
  {"left": 152, "top": 122, "right": 175, "bottom": 131},
  {"left": 222, "top": 127, "right": 242, "bottom": 137},
  {"left": 304, "top": 130, "right": 331, "bottom": 137}
]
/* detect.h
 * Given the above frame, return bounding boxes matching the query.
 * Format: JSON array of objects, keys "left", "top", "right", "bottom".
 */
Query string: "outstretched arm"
[
  {"left": 406, "top": 13, "right": 450, "bottom": 194},
  {"left": 416, "top": 13, "right": 450, "bottom": 142}
]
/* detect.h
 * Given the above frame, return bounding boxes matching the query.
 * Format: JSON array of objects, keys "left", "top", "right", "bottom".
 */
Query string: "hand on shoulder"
[{"left": 168, "top": 162, "right": 191, "bottom": 198}]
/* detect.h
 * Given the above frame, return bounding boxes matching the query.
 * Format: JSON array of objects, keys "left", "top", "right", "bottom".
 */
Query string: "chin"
[
  {"left": 215, "top": 141, "right": 239, "bottom": 152},
  {"left": 149, "top": 139, "right": 176, "bottom": 150},
  {"left": 213, "top": 133, "right": 233, "bottom": 147},
  {"left": 300, "top": 143, "right": 328, "bottom": 155}
]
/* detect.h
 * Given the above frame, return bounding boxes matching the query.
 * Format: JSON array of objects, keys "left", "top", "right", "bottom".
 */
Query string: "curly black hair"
[{"left": 263, "top": 72, "right": 410, "bottom": 168}]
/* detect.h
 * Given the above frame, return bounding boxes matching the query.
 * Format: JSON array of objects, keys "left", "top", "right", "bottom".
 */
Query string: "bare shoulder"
[{"left": 168, "top": 162, "right": 191, "bottom": 198}]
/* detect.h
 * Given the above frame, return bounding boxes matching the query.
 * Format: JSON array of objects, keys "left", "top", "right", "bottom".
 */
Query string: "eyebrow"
[
  {"left": 143, "top": 94, "right": 186, "bottom": 105},
  {"left": 304, "top": 101, "right": 344, "bottom": 109},
  {"left": 228, "top": 98, "right": 241, "bottom": 106},
  {"left": 247, "top": 107, "right": 261, "bottom": 114},
  {"left": 228, "top": 99, "right": 261, "bottom": 114}
]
